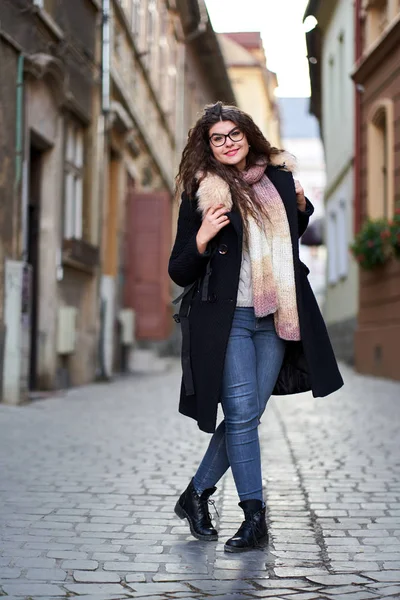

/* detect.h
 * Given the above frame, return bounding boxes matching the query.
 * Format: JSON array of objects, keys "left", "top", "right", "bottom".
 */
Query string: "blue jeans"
[{"left": 193, "top": 307, "right": 286, "bottom": 502}]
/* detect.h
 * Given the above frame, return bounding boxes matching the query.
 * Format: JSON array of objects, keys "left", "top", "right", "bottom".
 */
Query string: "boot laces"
[
  {"left": 199, "top": 495, "right": 219, "bottom": 524},
  {"left": 207, "top": 498, "right": 219, "bottom": 519},
  {"left": 250, "top": 519, "right": 264, "bottom": 550},
  {"left": 240, "top": 513, "right": 266, "bottom": 551}
]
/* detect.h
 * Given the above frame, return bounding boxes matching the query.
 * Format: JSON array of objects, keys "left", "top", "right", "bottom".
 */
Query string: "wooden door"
[{"left": 124, "top": 187, "right": 172, "bottom": 340}]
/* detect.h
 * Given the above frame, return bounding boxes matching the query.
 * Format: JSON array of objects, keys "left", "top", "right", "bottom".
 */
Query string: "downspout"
[
  {"left": 354, "top": 0, "right": 362, "bottom": 234},
  {"left": 102, "top": 0, "right": 111, "bottom": 114},
  {"left": 98, "top": 0, "right": 111, "bottom": 379},
  {"left": 14, "top": 54, "right": 24, "bottom": 258},
  {"left": 186, "top": 0, "right": 208, "bottom": 42}
]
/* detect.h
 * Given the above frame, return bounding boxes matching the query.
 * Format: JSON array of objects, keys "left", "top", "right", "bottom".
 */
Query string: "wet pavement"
[{"left": 1, "top": 361, "right": 400, "bottom": 599}]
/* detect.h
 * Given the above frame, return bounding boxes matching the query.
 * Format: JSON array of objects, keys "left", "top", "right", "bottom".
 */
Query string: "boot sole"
[
  {"left": 224, "top": 535, "right": 269, "bottom": 553},
  {"left": 174, "top": 501, "right": 218, "bottom": 541}
]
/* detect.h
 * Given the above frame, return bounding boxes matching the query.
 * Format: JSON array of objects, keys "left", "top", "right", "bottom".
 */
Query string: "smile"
[{"left": 225, "top": 149, "right": 239, "bottom": 157}]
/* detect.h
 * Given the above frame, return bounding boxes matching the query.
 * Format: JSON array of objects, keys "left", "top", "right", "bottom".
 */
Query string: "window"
[
  {"left": 327, "top": 211, "right": 338, "bottom": 284},
  {"left": 132, "top": 0, "right": 142, "bottom": 38},
  {"left": 328, "top": 56, "right": 336, "bottom": 127},
  {"left": 167, "top": 39, "right": 177, "bottom": 116},
  {"left": 367, "top": 100, "right": 394, "bottom": 220},
  {"left": 338, "top": 32, "right": 345, "bottom": 115},
  {"left": 363, "top": 0, "right": 389, "bottom": 47},
  {"left": 327, "top": 200, "right": 348, "bottom": 284},
  {"left": 33, "top": 0, "right": 51, "bottom": 10},
  {"left": 117, "top": 0, "right": 142, "bottom": 40},
  {"left": 146, "top": 0, "right": 158, "bottom": 72},
  {"left": 64, "top": 122, "right": 85, "bottom": 240},
  {"left": 159, "top": 4, "right": 168, "bottom": 98},
  {"left": 337, "top": 200, "right": 348, "bottom": 279}
]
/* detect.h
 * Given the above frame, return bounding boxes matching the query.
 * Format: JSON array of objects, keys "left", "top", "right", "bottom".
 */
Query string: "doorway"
[{"left": 27, "top": 143, "right": 43, "bottom": 390}]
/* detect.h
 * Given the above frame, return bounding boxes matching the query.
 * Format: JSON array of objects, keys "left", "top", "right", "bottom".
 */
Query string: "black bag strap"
[
  {"left": 180, "top": 315, "right": 194, "bottom": 395},
  {"left": 172, "top": 282, "right": 197, "bottom": 396},
  {"left": 170, "top": 243, "right": 217, "bottom": 397},
  {"left": 201, "top": 258, "right": 213, "bottom": 302},
  {"left": 172, "top": 281, "right": 196, "bottom": 307}
]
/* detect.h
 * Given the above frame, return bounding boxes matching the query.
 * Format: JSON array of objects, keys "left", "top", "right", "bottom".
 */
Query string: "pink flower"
[{"left": 367, "top": 240, "right": 374, "bottom": 247}]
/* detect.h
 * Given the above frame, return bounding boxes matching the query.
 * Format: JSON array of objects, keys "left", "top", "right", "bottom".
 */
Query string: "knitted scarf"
[
  {"left": 240, "top": 160, "right": 300, "bottom": 341},
  {"left": 196, "top": 158, "right": 301, "bottom": 341}
]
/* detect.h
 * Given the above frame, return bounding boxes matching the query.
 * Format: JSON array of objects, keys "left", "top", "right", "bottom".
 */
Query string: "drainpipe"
[
  {"left": 98, "top": 0, "right": 111, "bottom": 379},
  {"left": 185, "top": 0, "right": 208, "bottom": 42},
  {"left": 102, "top": 0, "right": 110, "bottom": 114},
  {"left": 354, "top": 0, "right": 362, "bottom": 234},
  {"left": 14, "top": 54, "right": 24, "bottom": 258}
]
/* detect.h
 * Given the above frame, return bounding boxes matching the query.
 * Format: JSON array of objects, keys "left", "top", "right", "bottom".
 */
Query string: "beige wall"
[
  {"left": 112, "top": 0, "right": 179, "bottom": 191},
  {"left": 25, "top": 79, "right": 63, "bottom": 389}
]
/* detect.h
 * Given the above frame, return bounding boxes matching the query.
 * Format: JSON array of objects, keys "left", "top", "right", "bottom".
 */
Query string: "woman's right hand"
[{"left": 196, "top": 204, "right": 230, "bottom": 254}]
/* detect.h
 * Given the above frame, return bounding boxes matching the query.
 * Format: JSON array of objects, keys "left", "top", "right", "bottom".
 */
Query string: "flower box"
[{"left": 355, "top": 257, "right": 400, "bottom": 381}]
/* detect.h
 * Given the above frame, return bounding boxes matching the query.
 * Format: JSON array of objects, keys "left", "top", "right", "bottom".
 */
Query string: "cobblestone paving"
[{"left": 0, "top": 362, "right": 400, "bottom": 599}]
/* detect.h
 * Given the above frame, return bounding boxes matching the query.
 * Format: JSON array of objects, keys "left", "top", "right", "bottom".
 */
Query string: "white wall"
[
  {"left": 320, "top": 0, "right": 358, "bottom": 327},
  {"left": 287, "top": 137, "right": 326, "bottom": 219},
  {"left": 321, "top": 0, "right": 355, "bottom": 183},
  {"left": 284, "top": 136, "right": 327, "bottom": 308},
  {"left": 325, "top": 169, "right": 358, "bottom": 322}
]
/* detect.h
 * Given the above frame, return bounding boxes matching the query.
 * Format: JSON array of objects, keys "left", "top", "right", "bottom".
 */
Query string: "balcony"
[{"left": 62, "top": 238, "right": 100, "bottom": 274}]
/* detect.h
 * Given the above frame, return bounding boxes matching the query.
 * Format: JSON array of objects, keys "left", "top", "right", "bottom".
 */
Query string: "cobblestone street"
[{"left": 1, "top": 361, "right": 400, "bottom": 599}]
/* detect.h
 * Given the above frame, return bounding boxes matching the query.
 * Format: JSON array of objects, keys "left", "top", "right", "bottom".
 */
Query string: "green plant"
[
  {"left": 350, "top": 218, "right": 391, "bottom": 270},
  {"left": 387, "top": 208, "right": 400, "bottom": 258}
]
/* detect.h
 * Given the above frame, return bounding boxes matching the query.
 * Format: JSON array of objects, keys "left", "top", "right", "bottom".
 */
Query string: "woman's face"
[{"left": 208, "top": 120, "right": 249, "bottom": 171}]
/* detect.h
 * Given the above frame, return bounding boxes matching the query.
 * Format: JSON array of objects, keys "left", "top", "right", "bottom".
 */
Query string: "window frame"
[
  {"left": 63, "top": 120, "right": 86, "bottom": 241},
  {"left": 366, "top": 99, "right": 394, "bottom": 220},
  {"left": 327, "top": 199, "right": 349, "bottom": 285}
]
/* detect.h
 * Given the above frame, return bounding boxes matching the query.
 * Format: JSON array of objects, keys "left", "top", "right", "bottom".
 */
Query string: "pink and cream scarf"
[{"left": 196, "top": 156, "right": 301, "bottom": 341}]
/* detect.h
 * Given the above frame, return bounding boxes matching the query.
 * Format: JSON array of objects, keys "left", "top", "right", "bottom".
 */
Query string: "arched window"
[
  {"left": 367, "top": 99, "right": 394, "bottom": 219},
  {"left": 362, "top": 0, "right": 389, "bottom": 48}
]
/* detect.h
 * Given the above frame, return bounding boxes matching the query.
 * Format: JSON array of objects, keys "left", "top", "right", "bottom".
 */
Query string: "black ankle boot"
[
  {"left": 224, "top": 499, "right": 268, "bottom": 552},
  {"left": 174, "top": 479, "right": 218, "bottom": 541}
]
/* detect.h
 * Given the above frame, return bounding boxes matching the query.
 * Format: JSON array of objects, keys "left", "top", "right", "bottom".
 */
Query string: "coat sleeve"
[
  {"left": 297, "top": 197, "right": 314, "bottom": 238},
  {"left": 168, "top": 192, "right": 212, "bottom": 288}
]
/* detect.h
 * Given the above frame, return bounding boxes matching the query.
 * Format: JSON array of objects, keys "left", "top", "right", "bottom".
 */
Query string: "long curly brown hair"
[{"left": 176, "top": 101, "right": 283, "bottom": 230}]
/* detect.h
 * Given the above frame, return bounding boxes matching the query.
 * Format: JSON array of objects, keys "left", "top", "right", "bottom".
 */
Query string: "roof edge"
[
  {"left": 176, "top": 0, "right": 236, "bottom": 104},
  {"left": 303, "top": 0, "right": 322, "bottom": 21}
]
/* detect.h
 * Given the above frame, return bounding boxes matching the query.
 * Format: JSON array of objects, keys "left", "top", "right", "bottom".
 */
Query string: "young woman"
[{"left": 168, "top": 102, "right": 343, "bottom": 553}]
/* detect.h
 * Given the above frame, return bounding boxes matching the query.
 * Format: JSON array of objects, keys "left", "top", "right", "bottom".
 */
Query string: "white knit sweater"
[{"left": 236, "top": 246, "right": 254, "bottom": 307}]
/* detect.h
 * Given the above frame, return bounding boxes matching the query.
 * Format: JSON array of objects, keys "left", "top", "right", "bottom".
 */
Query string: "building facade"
[
  {"left": 352, "top": 0, "right": 400, "bottom": 380},
  {"left": 0, "top": 0, "right": 235, "bottom": 403},
  {"left": 278, "top": 97, "right": 327, "bottom": 308},
  {"left": 304, "top": 0, "right": 359, "bottom": 364},
  {"left": 102, "top": 0, "right": 235, "bottom": 373},
  {"left": 218, "top": 32, "right": 281, "bottom": 147},
  {"left": 0, "top": 0, "right": 103, "bottom": 403}
]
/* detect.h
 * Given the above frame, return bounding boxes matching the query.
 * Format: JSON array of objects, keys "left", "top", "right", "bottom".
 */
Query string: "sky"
[{"left": 204, "top": 0, "right": 311, "bottom": 97}]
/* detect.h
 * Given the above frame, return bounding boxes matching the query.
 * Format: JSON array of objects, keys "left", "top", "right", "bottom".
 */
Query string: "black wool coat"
[{"left": 168, "top": 164, "right": 344, "bottom": 433}]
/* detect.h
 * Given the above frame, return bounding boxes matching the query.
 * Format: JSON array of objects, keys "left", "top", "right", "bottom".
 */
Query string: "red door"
[{"left": 124, "top": 186, "right": 172, "bottom": 340}]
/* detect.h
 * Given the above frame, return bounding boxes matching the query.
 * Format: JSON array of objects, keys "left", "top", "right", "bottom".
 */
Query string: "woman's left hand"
[{"left": 294, "top": 180, "right": 307, "bottom": 212}]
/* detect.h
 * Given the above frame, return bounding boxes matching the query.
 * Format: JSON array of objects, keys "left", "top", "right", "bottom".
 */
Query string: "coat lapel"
[{"left": 227, "top": 209, "right": 243, "bottom": 246}]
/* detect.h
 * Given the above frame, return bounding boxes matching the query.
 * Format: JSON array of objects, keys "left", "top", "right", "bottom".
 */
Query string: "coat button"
[
  {"left": 218, "top": 244, "right": 228, "bottom": 255},
  {"left": 209, "top": 293, "right": 217, "bottom": 303}
]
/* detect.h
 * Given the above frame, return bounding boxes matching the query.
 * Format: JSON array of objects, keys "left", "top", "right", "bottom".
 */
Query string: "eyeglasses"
[{"left": 209, "top": 127, "right": 244, "bottom": 147}]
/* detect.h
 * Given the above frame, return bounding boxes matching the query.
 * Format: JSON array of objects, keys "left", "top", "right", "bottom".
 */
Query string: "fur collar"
[{"left": 196, "top": 151, "right": 296, "bottom": 216}]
